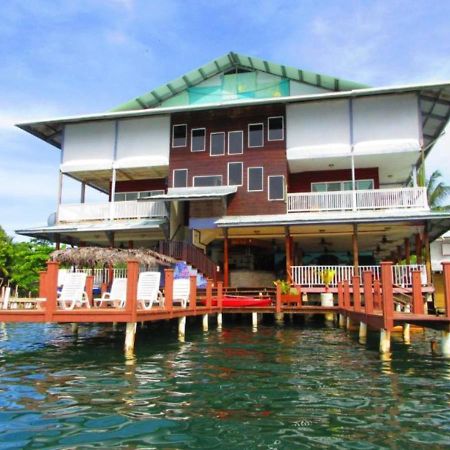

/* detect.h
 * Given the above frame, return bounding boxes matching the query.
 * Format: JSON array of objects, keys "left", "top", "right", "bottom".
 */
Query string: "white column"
[
  {"left": 275, "top": 313, "right": 284, "bottom": 325},
  {"left": 403, "top": 324, "right": 411, "bottom": 344},
  {"left": 339, "top": 314, "right": 346, "bottom": 328},
  {"left": 252, "top": 312, "right": 258, "bottom": 329},
  {"left": 441, "top": 331, "right": 450, "bottom": 357},
  {"left": 359, "top": 322, "right": 367, "bottom": 343},
  {"left": 217, "top": 312, "right": 223, "bottom": 330},
  {"left": 80, "top": 182, "right": 86, "bottom": 203},
  {"left": 110, "top": 168, "right": 117, "bottom": 220},
  {"left": 379, "top": 329, "right": 391, "bottom": 354},
  {"left": 56, "top": 171, "right": 63, "bottom": 222},
  {"left": 124, "top": 322, "right": 137, "bottom": 353},
  {"left": 178, "top": 316, "right": 186, "bottom": 342},
  {"left": 351, "top": 154, "right": 357, "bottom": 211},
  {"left": 202, "top": 314, "right": 209, "bottom": 332}
]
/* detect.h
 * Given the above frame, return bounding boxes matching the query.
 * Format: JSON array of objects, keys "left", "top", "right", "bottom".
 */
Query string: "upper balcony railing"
[
  {"left": 58, "top": 200, "right": 168, "bottom": 223},
  {"left": 287, "top": 187, "right": 428, "bottom": 213}
]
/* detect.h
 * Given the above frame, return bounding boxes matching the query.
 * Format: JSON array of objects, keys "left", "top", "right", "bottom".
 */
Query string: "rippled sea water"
[{"left": 0, "top": 317, "right": 449, "bottom": 449}]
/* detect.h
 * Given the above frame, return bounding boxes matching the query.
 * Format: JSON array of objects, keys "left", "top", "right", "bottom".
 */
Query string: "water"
[{"left": 0, "top": 319, "right": 449, "bottom": 449}]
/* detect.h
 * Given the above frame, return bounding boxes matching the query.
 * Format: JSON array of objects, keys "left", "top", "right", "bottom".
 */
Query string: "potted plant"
[
  {"left": 320, "top": 269, "right": 336, "bottom": 306},
  {"left": 274, "top": 280, "right": 301, "bottom": 306}
]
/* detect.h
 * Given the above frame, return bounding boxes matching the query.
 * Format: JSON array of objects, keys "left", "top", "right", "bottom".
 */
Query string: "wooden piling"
[
  {"left": 343, "top": 280, "right": 350, "bottom": 309},
  {"left": 442, "top": 262, "right": 450, "bottom": 319},
  {"left": 164, "top": 269, "right": 174, "bottom": 313},
  {"left": 189, "top": 275, "right": 197, "bottom": 311},
  {"left": 411, "top": 270, "right": 424, "bottom": 315},
  {"left": 45, "top": 261, "right": 59, "bottom": 322},
  {"left": 381, "top": 262, "right": 394, "bottom": 331},
  {"left": 363, "top": 271, "right": 373, "bottom": 314},
  {"left": 85, "top": 275, "right": 94, "bottom": 306},
  {"left": 125, "top": 260, "right": 139, "bottom": 322},
  {"left": 352, "top": 276, "right": 361, "bottom": 312}
]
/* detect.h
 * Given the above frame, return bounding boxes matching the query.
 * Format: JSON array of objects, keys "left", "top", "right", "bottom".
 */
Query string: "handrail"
[{"left": 157, "top": 240, "right": 217, "bottom": 281}]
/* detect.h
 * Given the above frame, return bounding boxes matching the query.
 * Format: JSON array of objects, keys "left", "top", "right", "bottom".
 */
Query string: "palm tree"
[{"left": 417, "top": 169, "right": 450, "bottom": 211}]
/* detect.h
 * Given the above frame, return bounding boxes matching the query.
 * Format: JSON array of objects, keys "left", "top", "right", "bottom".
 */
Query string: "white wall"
[
  {"left": 431, "top": 237, "right": 450, "bottom": 271},
  {"left": 62, "top": 121, "right": 115, "bottom": 172},
  {"left": 115, "top": 115, "right": 170, "bottom": 168},
  {"left": 286, "top": 99, "right": 351, "bottom": 160}
]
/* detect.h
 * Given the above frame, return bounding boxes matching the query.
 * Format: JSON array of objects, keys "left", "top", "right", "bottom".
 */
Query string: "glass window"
[
  {"left": 312, "top": 183, "right": 327, "bottom": 193},
  {"left": 228, "top": 162, "right": 243, "bottom": 186},
  {"left": 268, "top": 176, "right": 285, "bottom": 200},
  {"left": 248, "top": 167, "right": 263, "bottom": 191},
  {"left": 173, "top": 169, "right": 188, "bottom": 188},
  {"left": 114, "top": 193, "right": 126, "bottom": 201},
  {"left": 138, "top": 190, "right": 164, "bottom": 198},
  {"left": 191, "top": 128, "right": 206, "bottom": 152},
  {"left": 210, "top": 132, "right": 225, "bottom": 156},
  {"left": 268, "top": 117, "right": 284, "bottom": 141},
  {"left": 228, "top": 131, "right": 243, "bottom": 155},
  {"left": 312, "top": 180, "right": 374, "bottom": 192},
  {"left": 248, "top": 124, "right": 264, "bottom": 148},
  {"left": 357, "top": 180, "right": 374, "bottom": 190},
  {"left": 172, "top": 124, "right": 187, "bottom": 147},
  {"left": 193, "top": 176, "right": 222, "bottom": 187}
]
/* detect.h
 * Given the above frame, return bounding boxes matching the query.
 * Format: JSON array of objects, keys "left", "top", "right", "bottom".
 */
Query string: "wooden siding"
[
  {"left": 114, "top": 178, "right": 166, "bottom": 193},
  {"left": 288, "top": 168, "right": 380, "bottom": 193},
  {"left": 170, "top": 105, "right": 287, "bottom": 216}
]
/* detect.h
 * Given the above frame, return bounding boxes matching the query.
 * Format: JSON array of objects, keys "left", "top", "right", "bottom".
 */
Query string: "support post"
[
  {"left": 373, "top": 279, "right": 381, "bottom": 311},
  {"left": 275, "top": 282, "right": 283, "bottom": 324},
  {"left": 125, "top": 260, "right": 139, "bottom": 323},
  {"left": 441, "top": 330, "right": 450, "bottom": 357},
  {"left": 363, "top": 271, "right": 373, "bottom": 314},
  {"left": 415, "top": 233, "right": 422, "bottom": 265},
  {"left": 423, "top": 225, "right": 432, "bottom": 284},
  {"left": 178, "top": 316, "right": 186, "bottom": 341},
  {"left": 80, "top": 182, "right": 86, "bottom": 203},
  {"left": 189, "top": 275, "right": 197, "bottom": 311},
  {"left": 252, "top": 312, "right": 258, "bottom": 329},
  {"left": 217, "top": 281, "right": 223, "bottom": 329},
  {"left": 379, "top": 329, "right": 391, "bottom": 354},
  {"left": 359, "top": 321, "right": 367, "bottom": 343},
  {"left": 337, "top": 282, "right": 344, "bottom": 308},
  {"left": 109, "top": 167, "right": 117, "bottom": 220},
  {"left": 285, "top": 226, "right": 292, "bottom": 281},
  {"left": 45, "top": 261, "right": 59, "bottom": 322},
  {"left": 85, "top": 275, "right": 94, "bottom": 307},
  {"left": 412, "top": 270, "right": 424, "bottom": 314},
  {"left": 202, "top": 313, "right": 209, "bottom": 332},
  {"left": 380, "top": 261, "right": 394, "bottom": 331},
  {"left": 206, "top": 279, "right": 212, "bottom": 309},
  {"left": 405, "top": 238, "right": 411, "bottom": 265},
  {"left": 343, "top": 280, "right": 350, "bottom": 309},
  {"left": 223, "top": 229, "right": 229, "bottom": 288},
  {"left": 125, "top": 322, "right": 137, "bottom": 353},
  {"left": 442, "top": 262, "right": 450, "bottom": 319},
  {"left": 338, "top": 313, "right": 346, "bottom": 328},
  {"left": 403, "top": 323, "right": 411, "bottom": 344},
  {"left": 39, "top": 271, "right": 47, "bottom": 299},
  {"left": 352, "top": 276, "right": 361, "bottom": 312},
  {"left": 164, "top": 269, "right": 174, "bottom": 313},
  {"left": 352, "top": 224, "right": 359, "bottom": 270}
]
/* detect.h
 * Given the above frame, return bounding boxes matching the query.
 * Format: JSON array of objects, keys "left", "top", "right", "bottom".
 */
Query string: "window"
[
  {"left": 228, "top": 131, "right": 243, "bottom": 155},
  {"left": 191, "top": 128, "right": 206, "bottom": 152},
  {"left": 173, "top": 169, "right": 188, "bottom": 188},
  {"left": 210, "top": 132, "right": 225, "bottom": 156},
  {"left": 268, "top": 116, "right": 284, "bottom": 141},
  {"left": 114, "top": 190, "right": 164, "bottom": 201},
  {"left": 228, "top": 162, "right": 243, "bottom": 186},
  {"left": 248, "top": 167, "right": 263, "bottom": 192},
  {"left": 172, "top": 124, "right": 187, "bottom": 147},
  {"left": 193, "top": 175, "right": 222, "bottom": 187},
  {"left": 248, "top": 123, "right": 264, "bottom": 148},
  {"left": 312, "top": 179, "right": 374, "bottom": 192},
  {"left": 268, "top": 176, "right": 285, "bottom": 200}
]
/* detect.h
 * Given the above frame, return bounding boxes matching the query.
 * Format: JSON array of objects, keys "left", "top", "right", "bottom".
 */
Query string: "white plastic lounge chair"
[
  {"left": 1, "top": 287, "right": 11, "bottom": 310},
  {"left": 57, "top": 272, "right": 90, "bottom": 310},
  {"left": 95, "top": 278, "right": 127, "bottom": 308},
  {"left": 173, "top": 278, "right": 190, "bottom": 308},
  {"left": 137, "top": 272, "right": 164, "bottom": 310}
]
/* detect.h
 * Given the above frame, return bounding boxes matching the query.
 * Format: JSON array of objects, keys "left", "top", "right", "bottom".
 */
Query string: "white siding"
[
  {"left": 115, "top": 116, "right": 170, "bottom": 169},
  {"left": 353, "top": 93, "right": 420, "bottom": 155},
  {"left": 286, "top": 99, "right": 351, "bottom": 160},
  {"left": 62, "top": 121, "right": 115, "bottom": 172},
  {"left": 289, "top": 81, "right": 330, "bottom": 96}
]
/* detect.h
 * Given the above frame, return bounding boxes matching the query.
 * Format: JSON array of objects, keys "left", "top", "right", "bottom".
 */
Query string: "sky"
[{"left": 1, "top": 0, "right": 450, "bottom": 239}]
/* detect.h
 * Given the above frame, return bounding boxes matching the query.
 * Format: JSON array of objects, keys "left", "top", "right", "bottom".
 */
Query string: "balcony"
[
  {"left": 287, "top": 187, "right": 428, "bottom": 213},
  {"left": 57, "top": 200, "right": 168, "bottom": 223}
]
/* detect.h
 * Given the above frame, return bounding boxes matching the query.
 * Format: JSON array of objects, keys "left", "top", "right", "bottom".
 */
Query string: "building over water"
[{"left": 16, "top": 52, "right": 450, "bottom": 291}]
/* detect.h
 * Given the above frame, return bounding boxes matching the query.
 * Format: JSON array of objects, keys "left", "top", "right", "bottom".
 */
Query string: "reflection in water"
[{"left": 0, "top": 322, "right": 449, "bottom": 448}]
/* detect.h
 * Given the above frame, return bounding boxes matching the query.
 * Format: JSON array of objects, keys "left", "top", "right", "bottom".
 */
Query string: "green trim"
[{"left": 111, "top": 51, "right": 369, "bottom": 112}]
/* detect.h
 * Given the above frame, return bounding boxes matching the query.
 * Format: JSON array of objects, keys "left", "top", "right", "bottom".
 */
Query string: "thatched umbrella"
[{"left": 51, "top": 246, "right": 177, "bottom": 268}]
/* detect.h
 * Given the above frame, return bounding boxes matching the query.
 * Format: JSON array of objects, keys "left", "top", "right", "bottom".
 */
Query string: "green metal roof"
[{"left": 112, "top": 51, "right": 370, "bottom": 112}]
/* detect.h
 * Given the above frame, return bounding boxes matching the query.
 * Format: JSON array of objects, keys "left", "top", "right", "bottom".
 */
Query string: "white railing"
[
  {"left": 287, "top": 187, "right": 428, "bottom": 213},
  {"left": 291, "top": 264, "right": 427, "bottom": 288},
  {"left": 58, "top": 200, "right": 168, "bottom": 223}
]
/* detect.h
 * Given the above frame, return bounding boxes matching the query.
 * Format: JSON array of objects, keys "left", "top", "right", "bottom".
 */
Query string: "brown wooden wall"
[
  {"left": 114, "top": 178, "right": 166, "bottom": 193},
  {"left": 170, "top": 105, "right": 288, "bottom": 215},
  {"left": 288, "top": 168, "right": 380, "bottom": 193}
]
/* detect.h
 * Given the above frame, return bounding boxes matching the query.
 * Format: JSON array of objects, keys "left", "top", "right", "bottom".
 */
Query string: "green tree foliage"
[
  {"left": 0, "top": 226, "right": 53, "bottom": 295},
  {"left": 417, "top": 169, "right": 450, "bottom": 210}
]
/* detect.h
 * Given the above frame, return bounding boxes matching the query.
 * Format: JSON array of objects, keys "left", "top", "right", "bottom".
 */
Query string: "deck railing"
[
  {"left": 58, "top": 200, "right": 168, "bottom": 223},
  {"left": 287, "top": 187, "right": 428, "bottom": 213},
  {"left": 291, "top": 264, "right": 427, "bottom": 288}
]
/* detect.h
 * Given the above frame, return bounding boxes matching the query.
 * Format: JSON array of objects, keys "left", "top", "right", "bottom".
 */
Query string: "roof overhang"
[
  {"left": 215, "top": 210, "right": 450, "bottom": 242},
  {"left": 16, "top": 81, "right": 450, "bottom": 157},
  {"left": 143, "top": 186, "right": 238, "bottom": 201}
]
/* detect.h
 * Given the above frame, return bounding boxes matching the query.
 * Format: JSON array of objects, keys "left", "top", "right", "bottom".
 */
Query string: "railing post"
[
  {"left": 343, "top": 280, "right": 350, "bottom": 309},
  {"left": 441, "top": 262, "right": 450, "bottom": 319},
  {"left": 217, "top": 281, "right": 223, "bottom": 310},
  {"left": 411, "top": 270, "right": 424, "bottom": 314},
  {"left": 337, "top": 282, "right": 344, "bottom": 308},
  {"left": 45, "top": 261, "right": 59, "bottom": 322},
  {"left": 125, "top": 260, "right": 139, "bottom": 322},
  {"left": 275, "top": 282, "right": 282, "bottom": 313},
  {"left": 164, "top": 269, "right": 174, "bottom": 313},
  {"left": 352, "top": 276, "right": 361, "bottom": 312},
  {"left": 189, "top": 275, "right": 197, "bottom": 311},
  {"left": 39, "top": 271, "right": 47, "bottom": 299},
  {"left": 380, "top": 261, "right": 394, "bottom": 330},
  {"left": 206, "top": 279, "right": 213, "bottom": 309},
  {"left": 85, "top": 275, "right": 94, "bottom": 307},
  {"left": 373, "top": 279, "right": 381, "bottom": 311},
  {"left": 363, "top": 271, "right": 373, "bottom": 314}
]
